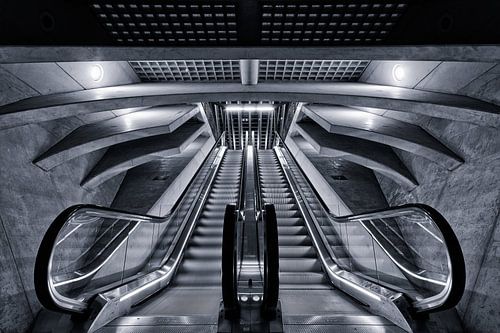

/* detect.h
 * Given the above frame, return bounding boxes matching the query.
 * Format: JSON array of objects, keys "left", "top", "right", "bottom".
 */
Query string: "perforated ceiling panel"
[
  {"left": 130, "top": 60, "right": 241, "bottom": 81},
  {"left": 259, "top": 60, "right": 369, "bottom": 81},
  {"left": 261, "top": 1, "right": 410, "bottom": 44},
  {"left": 91, "top": 2, "right": 238, "bottom": 45}
]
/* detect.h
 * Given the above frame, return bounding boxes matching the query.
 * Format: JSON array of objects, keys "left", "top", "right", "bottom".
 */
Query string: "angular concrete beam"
[
  {"left": 81, "top": 122, "right": 206, "bottom": 189},
  {"left": 148, "top": 134, "right": 215, "bottom": 216},
  {"left": 1, "top": 45, "right": 500, "bottom": 63},
  {"left": 34, "top": 105, "right": 198, "bottom": 170},
  {"left": 1, "top": 82, "right": 499, "bottom": 129},
  {"left": 302, "top": 104, "right": 463, "bottom": 170},
  {"left": 296, "top": 122, "right": 418, "bottom": 189},
  {"left": 284, "top": 134, "right": 352, "bottom": 215}
]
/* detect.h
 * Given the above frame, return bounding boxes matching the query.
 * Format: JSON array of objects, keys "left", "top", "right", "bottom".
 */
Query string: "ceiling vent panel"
[
  {"left": 259, "top": 60, "right": 370, "bottom": 81},
  {"left": 129, "top": 60, "right": 241, "bottom": 82}
]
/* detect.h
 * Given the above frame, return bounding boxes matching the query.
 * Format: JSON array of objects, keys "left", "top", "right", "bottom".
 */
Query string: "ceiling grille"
[
  {"left": 261, "top": 1, "right": 410, "bottom": 44},
  {"left": 259, "top": 60, "right": 369, "bottom": 81},
  {"left": 130, "top": 60, "right": 241, "bottom": 82},
  {"left": 91, "top": 2, "right": 238, "bottom": 45}
]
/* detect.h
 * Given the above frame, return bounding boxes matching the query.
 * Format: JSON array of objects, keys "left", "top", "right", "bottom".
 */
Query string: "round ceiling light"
[
  {"left": 392, "top": 64, "right": 405, "bottom": 82},
  {"left": 90, "top": 64, "right": 104, "bottom": 82}
]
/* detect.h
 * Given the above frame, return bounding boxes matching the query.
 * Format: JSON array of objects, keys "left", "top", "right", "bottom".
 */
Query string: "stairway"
[
  {"left": 108, "top": 150, "right": 243, "bottom": 329},
  {"left": 173, "top": 150, "right": 243, "bottom": 287},
  {"left": 257, "top": 150, "right": 329, "bottom": 289},
  {"left": 257, "top": 149, "right": 405, "bottom": 333}
]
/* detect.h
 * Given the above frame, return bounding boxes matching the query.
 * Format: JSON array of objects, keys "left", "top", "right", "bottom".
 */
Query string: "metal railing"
[
  {"left": 35, "top": 134, "right": 226, "bottom": 325},
  {"left": 272, "top": 135, "right": 465, "bottom": 330}
]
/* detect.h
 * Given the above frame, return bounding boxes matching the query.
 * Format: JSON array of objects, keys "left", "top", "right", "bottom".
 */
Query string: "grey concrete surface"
[
  {"left": 75, "top": 107, "right": 149, "bottom": 125},
  {"left": 416, "top": 62, "right": 496, "bottom": 94},
  {"left": 2, "top": 45, "right": 500, "bottom": 63},
  {"left": 285, "top": 134, "right": 352, "bottom": 216},
  {"left": 296, "top": 122, "right": 418, "bottom": 189},
  {"left": 1, "top": 61, "right": 138, "bottom": 95},
  {"left": 112, "top": 134, "right": 214, "bottom": 216},
  {"left": 57, "top": 61, "right": 139, "bottom": 89},
  {"left": 360, "top": 60, "right": 441, "bottom": 89},
  {"left": 461, "top": 64, "right": 500, "bottom": 107},
  {"left": 34, "top": 105, "right": 199, "bottom": 170},
  {"left": 1, "top": 82, "right": 499, "bottom": 129},
  {"left": 0, "top": 120, "right": 123, "bottom": 333},
  {"left": 303, "top": 104, "right": 463, "bottom": 170},
  {"left": 462, "top": 212, "right": 500, "bottom": 333},
  {"left": 0, "top": 66, "right": 39, "bottom": 107},
  {"left": 375, "top": 117, "right": 500, "bottom": 332},
  {"left": 294, "top": 136, "right": 389, "bottom": 214},
  {"left": 81, "top": 122, "right": 206, "bottom": 189},
  {"left": 1, "top": 62, "right": 83, "bottom": 95},
  {"left": 148, "top": 134, "right": 215, "bottom": 216}
]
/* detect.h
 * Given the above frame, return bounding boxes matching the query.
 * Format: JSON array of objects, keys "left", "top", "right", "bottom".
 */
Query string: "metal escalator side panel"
[
  {"left": 271, "top": 146, "right": 414, "bottom": 332},
  {"left": 277, "top": 138, "right": 465, "bottom": 313},
  {"left": 34, "top": 205, "right": 162, "bottom": 313},
  {"left": 86, "top": 146, "right": 228, "bottom": 332},
  {"left": 34, "top": 134, "right": 227, "bottom": 316}
]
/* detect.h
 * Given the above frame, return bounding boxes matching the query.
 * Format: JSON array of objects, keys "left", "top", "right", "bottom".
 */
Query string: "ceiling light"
[
  {"left": 90, "top": 64, "right": 104, "bottom": 82},
  {"left": 224, "top": 104, "right": 275, "bottom": 112},
  {"left": 392, "top": 64, "right": 405, "bottom": 82}
]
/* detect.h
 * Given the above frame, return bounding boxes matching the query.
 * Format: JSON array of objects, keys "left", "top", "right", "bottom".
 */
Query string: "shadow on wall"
[
  {"left": 375, "top": 116, "right": 500, "bottom": 333},
  {"left": 0, "top": 120, "right": 124, "bottom": 333}
]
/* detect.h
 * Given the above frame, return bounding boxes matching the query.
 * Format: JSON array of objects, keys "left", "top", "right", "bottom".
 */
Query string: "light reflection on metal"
[{"left": 273, "top": 135, "right": 461, "bottom": 314}]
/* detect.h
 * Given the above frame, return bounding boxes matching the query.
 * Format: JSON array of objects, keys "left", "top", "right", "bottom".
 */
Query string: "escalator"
[
  {"left": 105, "top": 150, "right": 243, "bottom": 330},
  {"left": 258, "top": 150, "right": 406, "bottom": 332},
  {"left": 258, "top": 150, "right": 328, "bottom": 289},
  {"left": 255, "top": 141, "right": 466, "bottom": 332},
  {"left": 34, "top": 135, "right": 465, "bottom": 333},
  {"left": 33, "top": 137, "right": 245, "bottom": 332}
]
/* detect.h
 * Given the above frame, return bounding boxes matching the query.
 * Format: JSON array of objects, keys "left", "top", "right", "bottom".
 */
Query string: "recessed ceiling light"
[
  {"left": 225, "top": 104, "right": 275, "bottom": 112},
  {"left": 90, "top": 64, "right": 104, "bottom": 82},
  {"left": 392, "top": 64, "right": 405, "bottom": 82}
]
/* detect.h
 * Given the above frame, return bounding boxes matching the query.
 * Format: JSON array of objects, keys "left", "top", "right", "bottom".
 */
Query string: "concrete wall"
[
  {"left": 375, "top": 118, "right": 500, "bottom": 332},
  {"left": 0, "top": 119, "right": 124, "bottom": 333},
  {"left": 361, "top": 61, "right": 500, "bottom": 332},
  {"left": 0, "top": 64, "right": 143, "bottom": 332}
]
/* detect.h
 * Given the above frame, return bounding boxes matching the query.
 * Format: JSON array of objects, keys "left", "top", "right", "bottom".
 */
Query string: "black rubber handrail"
[
  {"left": 261, "top": 204, "right": 279, "bottom": 319},
  {"left": 221, "top": 204, "right": 239, "bottom": 319},
  {"left": 275, "top": 133, "right": 466, "bottom": 313},
  {"left": 34, "top": 133, "right": 225, "bottom": 314}
]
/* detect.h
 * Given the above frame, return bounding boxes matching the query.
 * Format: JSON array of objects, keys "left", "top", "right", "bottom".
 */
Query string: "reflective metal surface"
[
  {"left": 273, "top": 134, "right": 465, "bottom": 319},
  {"left": 36, "top": 134, "right": 226, "bottom": 319}
]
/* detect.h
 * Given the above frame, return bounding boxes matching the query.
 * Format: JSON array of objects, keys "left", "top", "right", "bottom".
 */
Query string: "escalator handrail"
[
  {"left": 261, "top": 204, "right": 279, "bottom": 319},
  {"left": 221, "top": 204, "right": 239, "bottom": 319},
  {"left": 34, "top": 205, "right": 166, "bottom": 313},
  {"left": 274, "top": 133, "right": 465, "bottom": 313},
  {"left": 87, "top": 145, "right": 227, "bottom": 332},
  {"left": 35, "top": 133, "right": 225, "bottom": 314}
]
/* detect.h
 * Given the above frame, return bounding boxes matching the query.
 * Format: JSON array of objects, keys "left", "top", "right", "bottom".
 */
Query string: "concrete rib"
[
  {"left": 33, "top": 105, "right": 198, "bottom": 170},
  {"left": 81, "top": 123, "right": 207, "bottom": 189},
  {"left": 303, "top": 104, "right": 463, "bottom": 170},
  {"left": 295, "top": 123, "right": 418, "bottom": 189}
]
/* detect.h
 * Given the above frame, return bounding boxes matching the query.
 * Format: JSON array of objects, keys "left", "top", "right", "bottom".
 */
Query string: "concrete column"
[{"left": 239, "top": 59, "right": 259, "bottom": 85}]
